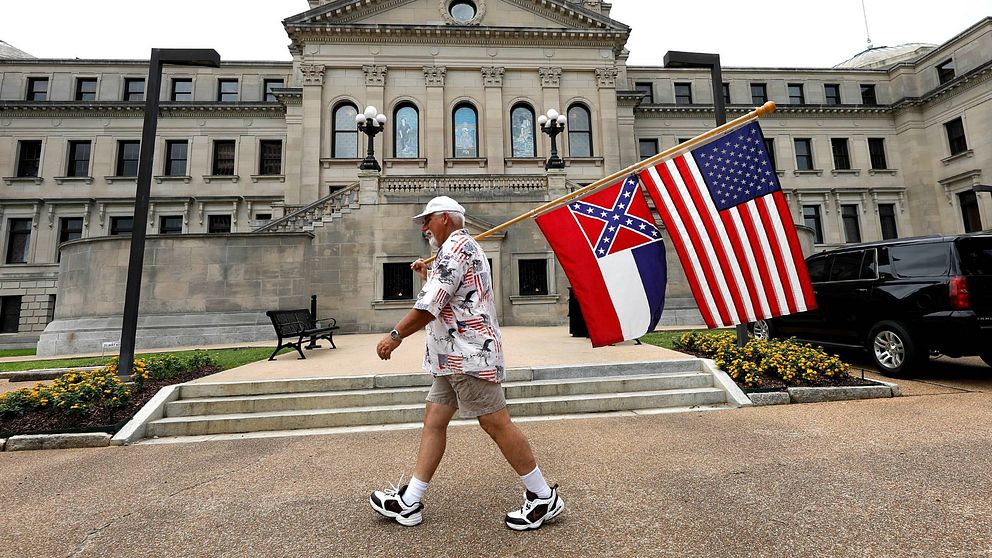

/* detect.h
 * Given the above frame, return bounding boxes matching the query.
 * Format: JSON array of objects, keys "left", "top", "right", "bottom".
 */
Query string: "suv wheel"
[
  {"left": 750, "top": 319, "right": 773, "bottom": 341},
  {"left": 868, "top": 321, "right": 921, "bottom": 377}
]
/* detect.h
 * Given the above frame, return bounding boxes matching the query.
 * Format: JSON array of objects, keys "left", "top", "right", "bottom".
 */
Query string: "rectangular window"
[
  {"left": 383, "top": 262, "right": 414, "bottom": 300},
  {"left": 831, "top": 138, "right": 851, "bottom": 170},
  {"left": 794, "top": 138, "right": 813, "bottom": 171},
  {"left": 171, "top": 78, "right": 192, "bottom": 101},
  {"left": 674, "top": 83, "right": 692, "bottom": 105},
  {"left": 165, "top": 140, "right": 188, "bottom": 176},
  {"left": 638, "top": 139, "right": 658, "bottom": 160},
  {"left": 263, "top": 79, "right": 284, "bottom": 102},
  {"left": 75, "top": 78, "right": 97, "bottom": 101},
  {"left": 1, "top": 296, "right": 22, "bottom": 333},
  {"left": 868, "top": 138, "right": 888, "bottom": 169},
  {"left": 27, "top": 77, "right": 48, "bottom": 101},
  {"left": 788, "top": 83, "right": 805, "bottom": 105},
  {"left": 763, "top": 138, "right": 776, "bottom": 171},
  {"left": 255, "top": 213, "right": 272, "bottom": 222},
  {"left": 67, "top": 141, "right": 91, "bottom": 177},
  {"left": 722, "top": 82, "right": 730, "bottom": 105},
  {"left": 124, "top": 78, "right": 145, "bottom": 101},
  {"left": 5, "top": 218, "right": 32, "bottom": 264},
  {"left": 212, "top": 140, "right": 236, "bottom": 175},
  {"left": 116, "top": 140, "right": 140, "bottom": 176},
  {"left": 945, "top": 117, "right": 968, "bottom": 156},
  {"left": 518, "top": 259, "right": 549, "bottom": 296},
  {"left": 959, "top": 191, "right": 982, "bottom": 233},
  {"left": 936, "top": 59, "right": 955, "bottom": 85},
  {"left": 110, "top": 216, "right": 133, "bottom": 236},
  {"left": 824, "top": 84, "right": 841, "bottom": 105},
  {"left": 58, "top": 217, "right": 83, "bottom": 261},
  {"left": 803, "top": 206, "right": 823, "bottom": 244},
  {"left": 159, "top": 215, "right": 183, "bottom": 235},
  {"left": 15, "top": 140, "right": 42, "bottom": 178},
  {"left": 634, "top": 82, "right": 654, "bottom": 104},
  {"left": 860, "top": 84, "right": 877, "bottom": 106},
  {"left": 750, "top": 83, "right": 767, "bottom": 105},
  {"left": 879, "top": 204, "right": 898, "bottom": 240},
  {"left": 217, "top": 79, "right": 238, "bottom": 102},
  {"left": 259, "top": 140, "right": 282, "bottom": 175},
  {"left": 208, "top": 215, "right": 231, "bottom": 233},
  {"left": 841, "top": 204, "right": 861, "bottom": 243}
]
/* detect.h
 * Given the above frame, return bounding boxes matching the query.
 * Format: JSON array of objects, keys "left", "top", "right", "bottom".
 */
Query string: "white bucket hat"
[{"left": 412, "top": 196, "right": 466, "bottom": 224}]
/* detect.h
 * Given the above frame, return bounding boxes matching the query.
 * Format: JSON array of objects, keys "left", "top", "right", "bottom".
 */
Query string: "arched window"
[
  {"left": 452, "top": 103, "right": 478, "bottom": 158},
  {"left": 510, "top": 104, "right": 536, "bottom": 158},
  {"left": 393, "top": 103, "right": 419, "bottom": 158},
  {"left": 332, "top": 102, "right": 358, "bottom": 158},
  {"left": 567, "top": 104, "right": 592, "bottom": 157}
]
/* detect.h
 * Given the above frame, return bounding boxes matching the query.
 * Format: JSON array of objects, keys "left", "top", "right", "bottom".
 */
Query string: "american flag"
[
  {"left": 638, "top": 122, "right": 816, "bottom": 328},
  {"left": 438, "top": 354, "right": 463, "bottom": 373}
]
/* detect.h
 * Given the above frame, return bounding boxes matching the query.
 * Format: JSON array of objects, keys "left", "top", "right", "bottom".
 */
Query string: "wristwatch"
[{"left": 390, "top": 328, "right": 403, "bottom": 342}]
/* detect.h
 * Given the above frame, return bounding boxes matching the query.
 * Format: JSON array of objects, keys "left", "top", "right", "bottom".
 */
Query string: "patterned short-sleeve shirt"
[{"left": 414, "top": 229, "right": 505, "bottom": 383}]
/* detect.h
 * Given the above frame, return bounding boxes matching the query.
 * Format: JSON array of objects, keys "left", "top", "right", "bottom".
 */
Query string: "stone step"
[
  {"left": 166, "top": 373, "right": 713, "bottom": 417},
  {"left": 145, "top": 387, "right": 727, "bottom": 438}
]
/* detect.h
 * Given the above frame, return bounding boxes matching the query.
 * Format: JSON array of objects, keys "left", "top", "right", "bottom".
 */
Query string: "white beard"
[{"left": 427, "top": 233, "right": 440, "bottom": 251}]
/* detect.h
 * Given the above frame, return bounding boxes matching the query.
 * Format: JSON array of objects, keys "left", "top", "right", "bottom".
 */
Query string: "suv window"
[
  {"left": 829, "top": 250, "right": 866, "bottom": 281},
  {"left": 859, "top": 248, "right": 877, "bottom": 279},
  {"left": 890, "top": 243, "right": 950, "bottom": 277},
  {"left": 956, "top": 238, "right": 992, "bottom": 275},
  {"left": 806, "top": 255, "right": 831, "bottom": 282}
]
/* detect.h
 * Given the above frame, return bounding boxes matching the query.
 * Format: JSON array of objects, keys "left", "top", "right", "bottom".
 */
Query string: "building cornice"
[
  {"left": 635, "top": 104, "right": 893, "bottom": 118},
  {"left": 892, "top": 62, "right": 992, "bottom": 112},
  {"left": 0, "top": 101, "right": 286, "bottom": 118},
  {"left": 0, "top": 59, "right": 292, "bottom": 67}
]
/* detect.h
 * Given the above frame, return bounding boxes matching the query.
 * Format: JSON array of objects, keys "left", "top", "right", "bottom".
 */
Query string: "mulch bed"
[
  {"left": 678, "top": 348, "right": 882, "bottom": 391},
  {"left": 0, "top": 366, "right": 221, "bottom": 437}
]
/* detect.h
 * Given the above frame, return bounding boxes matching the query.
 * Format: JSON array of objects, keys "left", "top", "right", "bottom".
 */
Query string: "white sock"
[
  {"left": 402, "top": 476, "right": 429, "bottom": 506},
  {"left": 520, "top": 466, "right": 552, "bottom": 499}
]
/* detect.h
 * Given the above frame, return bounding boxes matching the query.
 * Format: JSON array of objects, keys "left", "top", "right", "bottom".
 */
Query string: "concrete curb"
[
  {"left": 700, "top": 359, "right": 752, "bottom": 407},
  {"left": 0, "top": 366, "right": 102, "bottom": 382},
  {"left": 111, "top": 384, "right": 181, "bottom": 446},
  {"left": 4, "top": 433, "right": 112, "bottom": 451},
  {"left": 746, "top": 382, "right": 900, "bottom": 406}
]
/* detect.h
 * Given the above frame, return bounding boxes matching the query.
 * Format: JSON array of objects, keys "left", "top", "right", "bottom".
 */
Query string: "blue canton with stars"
[
  {"left": 691, "top": 122, "right": 781, "bottom": 211},
  {"left": 569, "top": 174, "right": 661, "bottom": 259}
]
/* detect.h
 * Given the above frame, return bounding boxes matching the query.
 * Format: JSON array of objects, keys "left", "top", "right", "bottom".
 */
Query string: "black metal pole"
[
  {"left": 118, "top": 49, "right": 163, "bottom": 377},
  {"left": 306, "top": 294, "right": 320, "bottom": 349}
]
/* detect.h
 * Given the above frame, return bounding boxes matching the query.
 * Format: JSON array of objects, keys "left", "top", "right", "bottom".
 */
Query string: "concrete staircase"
[
  {"left": 135, "top": 360, "right": 745, "bottom": 442},
  {"left": 253, "top": 182, "right": 360, "bottom": 233}
]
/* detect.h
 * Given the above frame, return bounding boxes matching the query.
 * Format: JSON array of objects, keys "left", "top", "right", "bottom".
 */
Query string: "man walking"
[{"left": 371, "top": 196, "right": 564, "bottom": 530}]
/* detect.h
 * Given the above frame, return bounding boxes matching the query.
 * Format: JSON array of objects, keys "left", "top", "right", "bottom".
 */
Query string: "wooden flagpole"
[{"left": 424, "top": 101, "right": 777, "bottom": 264}]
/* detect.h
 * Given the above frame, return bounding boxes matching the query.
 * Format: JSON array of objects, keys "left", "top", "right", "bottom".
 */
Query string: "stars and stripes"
[{"left": 638, "top": 122, "right": 816, "bottom": 329}]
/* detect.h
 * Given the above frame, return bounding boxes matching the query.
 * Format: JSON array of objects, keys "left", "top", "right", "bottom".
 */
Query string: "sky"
[{"left": 1, "top": 0, "right": 988, "bottom": 67}]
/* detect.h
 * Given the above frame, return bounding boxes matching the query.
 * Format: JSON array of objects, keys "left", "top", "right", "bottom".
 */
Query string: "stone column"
[
  {"left": 539, "top": 67, "right": 561, "bottom": 161},
  {"left": 300, "top": 63, "right": 325, "bottom": 204},
  {"left": 358, "top": 169, "right": 380, "bottom": 205},
  {"left": 363, "top": 65, "right": 388, "bottom": 162},
  {"left": 546, "top": 168, "right": 568, "bottom": 200},
  {"left": 596, "top": 66, "right": 621, "bottom": 174},
  {"left": 616, "top": 100, "right": 638, "bottom": 170},
  {"left": 482, "top": 66, "right": 505, "bottom": 173},
  {"left": 282, "top": 92, "right": 304, "bottom": 205},
  {"left": 423, "top": 66, "right": 446, "bottom": 174}
]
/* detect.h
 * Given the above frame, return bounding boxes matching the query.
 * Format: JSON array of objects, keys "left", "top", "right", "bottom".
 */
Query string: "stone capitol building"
[{"left": 0, "top": 1, "right": 989, "bottom": 355}]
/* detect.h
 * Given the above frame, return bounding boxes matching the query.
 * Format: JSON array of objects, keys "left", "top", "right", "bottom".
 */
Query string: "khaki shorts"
[{"left": 426, "top": 374, "right": 507, "bottom": 418}]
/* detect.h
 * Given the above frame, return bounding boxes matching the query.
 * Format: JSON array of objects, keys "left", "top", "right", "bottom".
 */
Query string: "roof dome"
[
  {"left": 834, "top": 43, "right": 936, "bottom": 69},
  {"left": 0, "top": 40, "right": 34, "bottom": 60}
]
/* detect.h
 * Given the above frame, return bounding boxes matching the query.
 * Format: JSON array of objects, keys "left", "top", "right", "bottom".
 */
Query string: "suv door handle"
[{"left": 855, "top": 288, "right": 868, "bottom": 293}]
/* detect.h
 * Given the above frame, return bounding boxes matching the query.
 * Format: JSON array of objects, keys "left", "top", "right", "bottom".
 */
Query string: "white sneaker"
[
  {"left": 504, "top": 484, "right": 564, "bottom": 531},
  {"left": 370, "top": 484, "right": 424, "bottom": 527}
]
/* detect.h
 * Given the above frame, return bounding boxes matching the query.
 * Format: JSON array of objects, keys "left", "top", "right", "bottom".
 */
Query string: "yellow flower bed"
[{"left": 674, "top": 331, "right": 850, "bottom": 388}]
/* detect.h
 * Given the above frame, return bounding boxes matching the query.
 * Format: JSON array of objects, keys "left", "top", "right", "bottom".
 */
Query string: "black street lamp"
[
  {"left": 538, "top": 108, "right": 567, "bottom": 170},
  {"left": 118, "top": 48, "right": 220, "bottom": 378},
  {"left": 356, "top": 105, "right": 387, "bottom": 171}
]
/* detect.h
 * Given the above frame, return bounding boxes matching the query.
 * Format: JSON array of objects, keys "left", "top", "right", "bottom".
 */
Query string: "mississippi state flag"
[
  {"left": 536, "top": 175, "right": 666, "bottom": 347},
  {"left": 638, "top": 122, "right": 816, "bottom": 328}
]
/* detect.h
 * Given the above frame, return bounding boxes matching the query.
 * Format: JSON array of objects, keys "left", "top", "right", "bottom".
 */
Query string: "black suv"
[{"left": 752, "top": 233, "right": 992, "bottom": 376}]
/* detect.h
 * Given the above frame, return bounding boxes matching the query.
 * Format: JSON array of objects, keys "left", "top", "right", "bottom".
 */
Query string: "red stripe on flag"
[
  {"left": 734, "top": 202, "right": 782, "bottom": 317},
  {"left": 718, "top": 209, "right": 764, "bottom": 320},
  {"left": 773, "top": 192, "right": 817, "bottom": 310},
  {"left": 753, "top": 197, "right": 798, "bottom": 314},
  {"left": 674, "top": 156, "right": 748, "bottom": 324},
  {"left": 654, "top": 161, "right": 731, "bottom": 326},
  {"left": 640, "top": 167, "right": 718, "bottom": 328}
]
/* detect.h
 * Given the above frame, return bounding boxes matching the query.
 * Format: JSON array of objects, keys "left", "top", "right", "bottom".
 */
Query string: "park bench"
[{"left": 265, "top": 309, "right": 339, "bottom": 361}]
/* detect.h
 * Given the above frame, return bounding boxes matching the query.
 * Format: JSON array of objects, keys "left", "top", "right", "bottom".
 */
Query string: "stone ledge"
[
  {"left": 748, "top": 391, "right": 790, "bottom": 406},
  {"left": 0, "top": 366, "right": 102, "bottom": 381},
  {"left": 5, "top": 433, "right": 112, "bottom": 451},
  {"left": 788, "top": 384, "right": 894, "bottom": 403}
]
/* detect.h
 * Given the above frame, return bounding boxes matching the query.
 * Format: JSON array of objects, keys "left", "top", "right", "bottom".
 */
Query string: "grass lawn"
[
  {"left": 0, "top": 348, "right": 37, "bottom": 358},
  {"left": 0, "top": 347, "right": 282, "bottom": 373},
  {"left": 640, "top": 328, "right": 729, "bottom": 350}
]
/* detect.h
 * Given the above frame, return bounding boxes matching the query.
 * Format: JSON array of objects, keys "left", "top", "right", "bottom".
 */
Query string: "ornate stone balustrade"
[
  {"left": 380, "top": 174, "right": 547, "bottom": 195},
  {"left": 254, "top": 183, "right": 360, "bottom": 233}
]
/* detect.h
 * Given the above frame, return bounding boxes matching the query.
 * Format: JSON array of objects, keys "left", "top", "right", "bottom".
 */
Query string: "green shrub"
[
  {"left": 674, "top": 331, "right": 849, "bottom": 388},
  {"left": 0, "top": 367, "right": 131, "bottom": 418},
  {"left": 187, "top": 350, "right": 217, "bottom": 371}
]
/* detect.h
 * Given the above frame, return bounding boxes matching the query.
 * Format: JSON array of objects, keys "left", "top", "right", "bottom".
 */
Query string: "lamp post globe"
[
  {"left": 357, "top": 105, "right": 386, "bottom": 171},
  {"left": 540, "top": 108, "right": 566, "bottom": 170}
]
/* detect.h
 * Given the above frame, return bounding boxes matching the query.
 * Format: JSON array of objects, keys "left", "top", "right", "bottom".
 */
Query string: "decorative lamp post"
[
  {"left": 356, "top": 105, "right": 387, "bottom": 171},
  {"left": 538, "top": 108, "right": 567, "bottom": 170}
]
